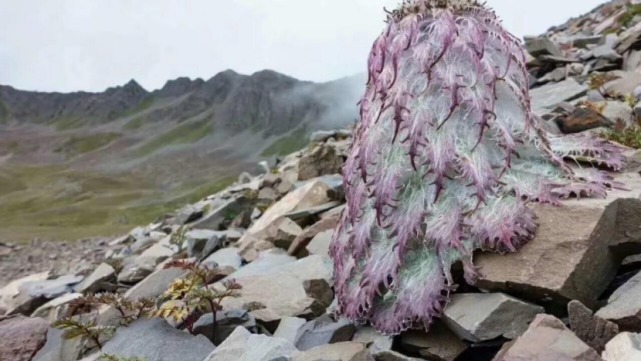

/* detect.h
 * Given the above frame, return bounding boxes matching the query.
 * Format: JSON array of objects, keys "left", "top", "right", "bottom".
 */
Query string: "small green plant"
[
  {"left": 52, "top": 293, "right": 156, "bottom": 350},
  {"left": 51, "top": 317, "right": 115, "bottom": 351},
  {"left": 167, "top": 226, "right": 189, "bottom": 252},
  {"left": 587, "top": 73, "right": 620, "bottom": 97},
  {"left": 620, "top": 3, "right": 641, "bottom": 28},
  {"left": 599, "top": 119, "right": 641, "bottom": 149},
  {"left": 66, "top": 293, "right": 156, "bottom": 325},
  {"left": 157, "top": 260, "right": 242, "bottom": 341}
]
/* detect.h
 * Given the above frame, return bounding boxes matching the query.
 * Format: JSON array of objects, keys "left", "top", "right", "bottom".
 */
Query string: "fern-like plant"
[
  {"left": 51, "top": 318, "right": 115, "bottom": 351},
  {"left": 53, "top": 293, "right": 157, "bottom": 351},
  {"left": 167, "top": 226, "right": 190, "bottom": 252},
  {"left": 158, "top": 260, "right": 242, "bottom": 341},
  {"left": 330, "top": 0, "right": 625, "bottom": 335}
]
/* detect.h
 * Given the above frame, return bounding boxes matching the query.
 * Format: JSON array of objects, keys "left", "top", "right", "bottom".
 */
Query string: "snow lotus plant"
[{"left": 329, "top": 0, "right": 625, "bottom": 335}]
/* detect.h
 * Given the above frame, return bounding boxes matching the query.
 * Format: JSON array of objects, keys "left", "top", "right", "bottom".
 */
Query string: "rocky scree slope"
[{"left": 6, "top": 0, "right": 641, "bottom": 360}]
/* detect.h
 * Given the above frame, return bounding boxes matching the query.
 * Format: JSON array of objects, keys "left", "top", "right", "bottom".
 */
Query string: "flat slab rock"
[
  {"left": 221, "top": 255, "right": 333, "bottom": 323},
  {"left": 204, "top": 326, "right": 298, "bottom": 361},
  {"left": 443, "top": 293, "right": 544, "bottom": 342},
  {"left": 476, "top": 172, "right": 641, "bottom": 308},
  {"left": 100, "top": 318, "right": 214, "bottom": 361},
  {"left": 492, "top": 314, "right": 603, "bottom": 361},
  {"left": 248, "top": 180, "right": 330, "bottom": 236},
  {"left": 596, "top": 271, "right": 641, "bottom": 331}
]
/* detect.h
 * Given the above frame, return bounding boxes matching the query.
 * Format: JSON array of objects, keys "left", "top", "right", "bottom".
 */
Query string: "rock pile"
[{"left": 6, "top": 1, "right": 641, "bottom": 360}]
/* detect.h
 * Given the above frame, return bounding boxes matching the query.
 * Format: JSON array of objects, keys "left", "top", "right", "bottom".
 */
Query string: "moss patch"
[
  {"left": 55, "top": 133, "right": 121, "bottom": 158},
  {"left": 135, "top": 119, "right": 213, "bottom": 156},
  {"left": 260, "top": 127, "right": 309, "bottom": 157}
]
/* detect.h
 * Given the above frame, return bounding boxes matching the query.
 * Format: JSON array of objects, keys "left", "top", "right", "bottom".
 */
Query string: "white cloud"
[{"left": 0, "top": 0, "right": 608, "bottom": 92}]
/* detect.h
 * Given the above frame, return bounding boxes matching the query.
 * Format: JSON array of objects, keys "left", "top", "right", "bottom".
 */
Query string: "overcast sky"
[{"left": 0, "top": 0, "right": 607, "bottom": 93}]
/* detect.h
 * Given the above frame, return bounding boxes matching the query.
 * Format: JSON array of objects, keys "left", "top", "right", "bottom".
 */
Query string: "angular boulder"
[
  {"left": 100, "top": 318, "right": 214, "bottom": 361},
  {"left": 602, "top": 332, "right": 641, "bottom": 361},
  {"left": 492, "top": 314, "right": 603, "bottom": 361},
  {"left": 0, "top": 315, "right": 48, "bottom": 361},
  {"left": 204, "top": 326, "right": 298, "bottom": 361},
  {"left": 596, "top": 271, "right": 641, "bottom": 331},
  {"left": 476, "top": 176, "right": 641, "bottom": 308},
  {"left": 443, "top": 293, "right": 544, "bottom": 342}
]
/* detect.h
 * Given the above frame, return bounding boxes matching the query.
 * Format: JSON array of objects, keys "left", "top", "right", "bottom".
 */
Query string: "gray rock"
[
  {"left": 221, "top": 255, "right": 333, "bottom": 324},
  {"left": 539, "top": 67, "right": 567, "bottom": 83},
  {"left": 476, "top": 186, "right": 641, "bottom": 308},
  {"left": 117, "top": 257, "right": 155, "bottom": 284},
  {"left": 352, "top": 327, "right": 393, "bottom": 355},
  {"left": 525, "top": 36, "right": 563, "bottom": 57},
  {"left": 605, "top": 72, "right": 641, "bottom": 97},
  {"left": 600, "top": 101, "right": 634, "bottom": 127},
  {"left": 306, "top": 230, "right": 334, "bottom": 257},
  {"left": 0, "top": 272, "right": 49, "bottom": 314},
  {"left": 602, "top": 332, "right": 641, "bottom": 361},
  {"left": 530, "top": 79, "right": 588, "bottom": 115},
  {"left": 193, "top": 195, "right": 253, "bottom": 231},
  {"left": 443, "top": 293, "right": 544, "bottom": 342},
  {"left": 295, "top": 315, "right": 356, "bottom": 351},
  {"left": 0, "top": 315, "right": 49, "bottom": 361},
  {"left": 101, "top": 318, "right": 214, "bottom": 361},
  {"left": 399, "top": 323, "right": 467, "bottom": 361},
  {"left": 229, "top": 249, "right": 296, "bottom": 279},
  {"left": 32, "top": 326, "right": 85, "bottom": 361},
  {"left": 492, "top": 314, "right": 602, "bottom": 361},
  {"left": 21, "top": 274, "right": 83, "bottom": 299},
  {"left": 298, "top": 143, "right": 345, "bottom": 181},
  {"left": 31, "top": 293, "right": 83, "bottom": 321},
  {"left": 277, "top": 179, "right": 296, "bottom": 196},
  {"left": 138, "top": 236, "right": 176, "bottom": 264},
  {"left": 596, "top": 271, "right": 641, "bottom": 331},
  {"left": 274, "top": 317, "right": 307, "bottom": 345},
  {"left": 268, "top": 218, "right": 303, "bottom": 249},
  {"left": 288, "top": 212, "right": 341, "bottom": 258},
  {"left": 8, "top": 274, "right": 83, "bottom": 315},
  {"left": 259, "top": 187, "right": 279, "bottom": 203},
  {"left": 124, "top": 267, "right": 189, "bottom": 301},
  {"left": 174, "top": 204, "right": 204, "bottom": 225},
  {"left": 291, "top": 342, "right": 371, "bottom": 361},
  {"left": 262, "top": 173, "right": 282, "bottom": 188},
  {"left": 248, "top": 180, "right": 330, "bottom": 237},
  {"left": 202, "top": 247, "right": 243, "bottom": 274},
  {"left": 573, "top": 35, "right": 604, "bottom": 48},
  {"left": 186, "top": 230, "right": 224, "bottom": 260},
  {"left": 193, "top": 309, "right": 257, "bottom": 345},
  {"left": 568, "top": 300, "right": 619, "bottom": 353},
  {"left": 591, "top": 45, "right": 623, "bottom": 61},
  {"left": 204, "top": 326, "right": 298, "bottom": 361},
  {"left": 74, "top": 263, "right": 116, "bottom": 294}
]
